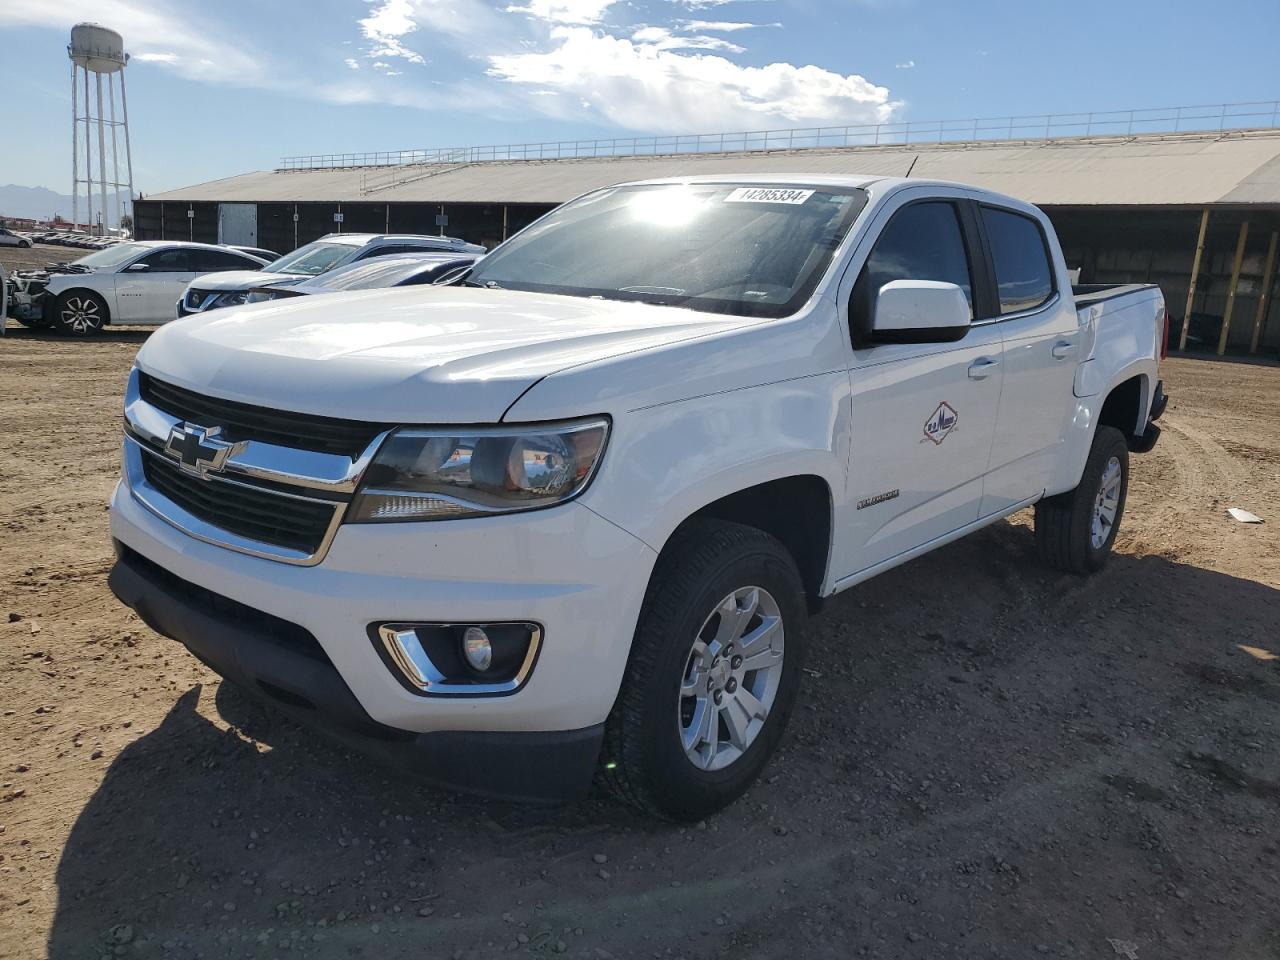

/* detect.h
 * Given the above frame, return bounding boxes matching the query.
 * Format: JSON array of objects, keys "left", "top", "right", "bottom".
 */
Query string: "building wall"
[
  {"left": 1048, "top": 208, "right": 1280, "bottom": 353},
  {"left": 132, "top": 199, "right": 1280, "bottom": 354},
  {"left": 133, "top": 199, "right": 555, "bottom": 253}
]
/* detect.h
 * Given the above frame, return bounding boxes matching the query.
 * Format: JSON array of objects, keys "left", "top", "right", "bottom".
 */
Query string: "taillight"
[{"left": 1160, "top": 311, "right": 1169, "bottom": 360}]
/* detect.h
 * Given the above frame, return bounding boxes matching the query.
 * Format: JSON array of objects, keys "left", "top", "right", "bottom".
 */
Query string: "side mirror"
[
  {"left": 126, "top": 262, "right": 150, "bottom": 272},
  {"left": 873, "top": 280, "right": 970, "bottom": 343}
]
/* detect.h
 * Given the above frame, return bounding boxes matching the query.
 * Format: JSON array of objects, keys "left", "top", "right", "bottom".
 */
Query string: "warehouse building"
[{"left": 134, "top": 111, "right": 1280, "bottom": 355}]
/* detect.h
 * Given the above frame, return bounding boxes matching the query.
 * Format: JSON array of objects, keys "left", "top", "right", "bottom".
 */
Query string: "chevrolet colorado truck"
[{"left": 108, "top": 176, "right": 1167, "bottom": 820}]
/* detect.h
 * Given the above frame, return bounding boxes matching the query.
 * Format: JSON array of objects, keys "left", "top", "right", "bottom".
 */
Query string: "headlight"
[
  {"left": 245, "top": 289, "right": 286, "bottom": 304},
  {"left": 349, "top": 418, "right": 610, "bottom": 522},
  {"left": 210, "top": 290, "right": 250, "bottom": 309}
]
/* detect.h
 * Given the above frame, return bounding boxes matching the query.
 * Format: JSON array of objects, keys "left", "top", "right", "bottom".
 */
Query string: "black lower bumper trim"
[
  {"left": 108, "top": 543, "right": 602, "bottom": 804},
  {"left": 1128, "top": 422, "right": 1161, "bottom": 454},
  {"left": 1128, "top": 380, "right": 1167, "bottom": 454}
]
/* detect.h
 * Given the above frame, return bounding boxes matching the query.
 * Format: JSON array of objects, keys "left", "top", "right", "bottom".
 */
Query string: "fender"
[
  {"left": 573, "top": 370, "right": 849, "bottom": 590},
  {"left": 1050, "top": 364, "right": 1155, "bottom": 497}
]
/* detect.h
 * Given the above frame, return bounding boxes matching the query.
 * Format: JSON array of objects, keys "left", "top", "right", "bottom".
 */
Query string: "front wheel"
[
  {"left": 603, "top": 519, "right": 807, "bottom": 821},
  {"left": 1034, "top": 425, "right": 1129, "bottom": 574},
  {"left": 55, "top": 291, "right": 107, "bottom": 336}
]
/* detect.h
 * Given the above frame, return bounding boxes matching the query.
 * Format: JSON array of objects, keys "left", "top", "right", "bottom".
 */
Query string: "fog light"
[
  {"left": 461, "top": 626, "right": 493, "bottom": 672},
  {"left": 373, "top": 621, "right": 542, "bottom": 695}
]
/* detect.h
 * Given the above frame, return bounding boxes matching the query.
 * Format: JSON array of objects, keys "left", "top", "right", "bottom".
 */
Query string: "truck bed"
[{"left": 1072, "top": 283, "right": 1159, "bottom": 309}]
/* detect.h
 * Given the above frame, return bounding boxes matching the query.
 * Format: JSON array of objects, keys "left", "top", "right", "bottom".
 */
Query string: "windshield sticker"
[{"left": 724, "top": 187, "right": 815, "bottom": 205}]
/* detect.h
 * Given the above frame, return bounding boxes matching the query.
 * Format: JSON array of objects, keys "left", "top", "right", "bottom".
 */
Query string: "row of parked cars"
[{"left": 4, "top": 233, "right": 486, "bottom": 335}]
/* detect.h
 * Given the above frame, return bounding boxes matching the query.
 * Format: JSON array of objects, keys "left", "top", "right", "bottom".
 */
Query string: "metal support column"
[
  {"left": 385, "top": 203, "right": 390, "bottom": 234},
  {"left": 1216, "top": 221, "right": 1250, "bottom": 356},
  {"left": 71, "top": 62, "right": 79, "bottom": 232},
  {"left": 119, "top": 67, "right": 135, "bottom": 222},
  {"left": 502, "top": 205, "right": 509, "bottom": 242},
  {"left": 108, "top": 73, "right": 121, "bottom": 231},
  {"left": 83, "top": 67, "right": 93, "bottom": 233},
  {"left": 1178, "top": 208, "right": 1210, "bottom": 351},
  {"left": 95, "top": 72, "right": 109, "bottom": 234},
  {"left": 1249, "top": 230, "right": 1278, "bottom": 354}
]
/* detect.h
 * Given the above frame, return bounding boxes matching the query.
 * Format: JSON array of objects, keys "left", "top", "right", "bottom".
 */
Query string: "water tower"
[{"left": 69, "top": 23, "right": 135, "bottom": 235}]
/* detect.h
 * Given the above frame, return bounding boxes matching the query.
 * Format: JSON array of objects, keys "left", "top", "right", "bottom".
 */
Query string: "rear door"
[
  {"left": 834, "top": 189, "right": 1005, "bottom": 578},
  {"left": 974, "top": 204, "right": 1081, "bottom": 516}
]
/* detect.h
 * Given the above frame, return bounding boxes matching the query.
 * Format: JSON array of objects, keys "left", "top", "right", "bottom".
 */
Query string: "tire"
[
  {"left": 54, "top": 290, "right": 107, "bottom": 336},
  {"left": 603, "top": 518, "right": 807, "bottom": 821},
  {"left": 1034, "top": 425, "right": 1129, "bottom": 575}
]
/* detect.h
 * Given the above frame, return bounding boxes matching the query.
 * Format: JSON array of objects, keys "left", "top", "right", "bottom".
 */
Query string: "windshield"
[
  {"left": 263, "top": 240, "right": 358, "bottom": 276},
  {"left": 305, "top": 258, "right": 441, "bottom": 291},
  {"left": 74, "top": 242, "right": 149, "bottom": 270},
  {"left": 466, "top": 182, "right": 867, "bottom": 317}
]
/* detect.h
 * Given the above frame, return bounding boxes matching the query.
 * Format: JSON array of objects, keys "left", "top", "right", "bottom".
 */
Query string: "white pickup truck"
[{"left": 108, "top": 176, "right": 1167, "bottom": 820}]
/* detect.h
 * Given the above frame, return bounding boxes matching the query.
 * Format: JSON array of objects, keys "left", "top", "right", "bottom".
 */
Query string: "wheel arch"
[
  {"left": 1097, "top": 373, "right": 1149, "bottom": 438},
  {"left": 53, "top": 285, "right": 113, "bottom": 325},
  {"left": 657, "top": 475, "right": 833, "bottom": 615}
]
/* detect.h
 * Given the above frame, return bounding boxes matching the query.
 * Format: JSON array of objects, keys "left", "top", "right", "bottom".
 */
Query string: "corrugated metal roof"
[{"left": 142, "top": 129, "right": 1280, "bottom": 207}]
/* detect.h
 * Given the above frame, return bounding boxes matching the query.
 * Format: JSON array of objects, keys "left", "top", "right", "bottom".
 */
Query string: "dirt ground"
[{"left": 2, "top": 245, "right": 1279, "bottom": 959}]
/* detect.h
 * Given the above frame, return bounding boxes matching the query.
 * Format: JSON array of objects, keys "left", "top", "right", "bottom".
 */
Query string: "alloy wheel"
[
  {"left": 1091, "top": 455, "right": 1122, "bottom": 549},
  {"left": 60, "top": 296, "right": 101, "bottom": 334},
  {"left": 678, "top": 585, "right": 785, "bottom": 772}
]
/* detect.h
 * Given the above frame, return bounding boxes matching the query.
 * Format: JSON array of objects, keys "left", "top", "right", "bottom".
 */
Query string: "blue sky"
[{"left": 1, "top": 0, "right": 1276, "bottom": 195}]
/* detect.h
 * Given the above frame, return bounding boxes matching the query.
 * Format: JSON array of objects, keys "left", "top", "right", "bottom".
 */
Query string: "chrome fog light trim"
[{"left": 374, "top": 621, "right": 542, "bottom": 697}]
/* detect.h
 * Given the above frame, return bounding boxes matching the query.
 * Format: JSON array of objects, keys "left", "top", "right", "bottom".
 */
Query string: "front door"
[
  {"left": 116, "top": 248, "right": 199, "bottom": 322},
  {"left": 836, "top": 195, "right": 1004, "bottom": 578}
]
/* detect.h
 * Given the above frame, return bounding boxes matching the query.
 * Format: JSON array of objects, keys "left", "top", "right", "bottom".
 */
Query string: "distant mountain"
[{"left": 0, "top": 183, "right": 132, "bottom": 227}]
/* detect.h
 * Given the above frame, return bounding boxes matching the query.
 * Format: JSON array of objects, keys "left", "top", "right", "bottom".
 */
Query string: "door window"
[
  {"left": 861, "top": 202, "right": 974, "bottom": 312},
  {"left": 980, "top": 207, "right": 1055, "bottom": 314},
  {"left": 850, "top": 201, "right": 975, "bottom": 342},
  {"left": 135, "top": 248, "right": 198, "bottom": 273},
  {"left": 196, "top": 250, "right": 262, "bottom": 272}
]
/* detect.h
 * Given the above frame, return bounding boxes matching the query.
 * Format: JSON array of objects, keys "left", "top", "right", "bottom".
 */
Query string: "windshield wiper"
[{"left": 460, "top": 278, "right": 503, "bottom": 289}]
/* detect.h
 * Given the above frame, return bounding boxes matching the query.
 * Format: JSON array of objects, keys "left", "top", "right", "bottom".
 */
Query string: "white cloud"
[
  {"left": 488, "top": 26, "right": 895, "bottom": 133},
  {"left": 505, "top": 0, "right": 618, "bottom": 25},
  {"left": 631, "top": 25, "right": 745, "bottom": 53},
  {"left": 345, "top": 57, "right": 361, "bottom": 69},
  {"left": 895, "top": 59, "right": 915, "bottom": 69},
  {"left": 359, "top": 0, "right": 427, "bottom": 64},
  {"left": 680, "top": 20, "right": 776, "bottom": 31},
  {"left": 0, "top": 0, "right": 272, "bottom": 87}
]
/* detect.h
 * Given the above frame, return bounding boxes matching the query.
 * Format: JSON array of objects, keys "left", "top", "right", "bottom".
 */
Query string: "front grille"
[
  {"left": 139, "top": 373, "right": 390, "bottom": 459},
  {"left": 142, "top": 452, "right": 337, "bottom": 554}
]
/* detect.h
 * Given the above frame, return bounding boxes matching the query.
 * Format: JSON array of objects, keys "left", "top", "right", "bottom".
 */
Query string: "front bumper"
[
  {"left": 108, "top": 543, "right": 604, "bottom": 802},
  {"left": 109, "top": 473, "right": 656, "bottom": 737}
]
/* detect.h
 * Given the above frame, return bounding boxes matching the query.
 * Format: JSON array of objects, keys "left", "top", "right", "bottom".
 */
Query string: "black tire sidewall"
[
  {"left": 1072, "top": 427, "right": 1129, "bottom": 571},
  {"left": 629, "top": 532, "right": 806, "bottom": 818}
]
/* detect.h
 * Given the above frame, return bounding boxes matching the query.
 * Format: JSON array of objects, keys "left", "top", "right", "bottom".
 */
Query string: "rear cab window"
[{"left": 980, "top": 206, "right": 1056, "bottom": 314}]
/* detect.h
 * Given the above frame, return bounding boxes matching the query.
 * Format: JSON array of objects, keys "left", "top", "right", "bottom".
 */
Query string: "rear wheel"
[
  {"left": 1034, "top": 426, "right": 1129, "bottom": 574},
  {"left": 603, "top": 519, "right": 807, "bottom": 821},
  {"left": 55, "top": 290, "right": 107, "bottom": 336}
]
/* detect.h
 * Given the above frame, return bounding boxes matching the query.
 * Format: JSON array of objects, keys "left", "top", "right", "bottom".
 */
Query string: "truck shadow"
[
  {"left": 1, "top": 324, "right": 152, "bottom": 344},
  {"left": 45, "top": 520, "right": 1280, "bottom": 958}
]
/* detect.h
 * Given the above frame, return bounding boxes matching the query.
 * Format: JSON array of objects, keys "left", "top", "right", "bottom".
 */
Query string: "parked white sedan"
[{"left": 28, "top": 241, "right": 267, "bottom": 335}]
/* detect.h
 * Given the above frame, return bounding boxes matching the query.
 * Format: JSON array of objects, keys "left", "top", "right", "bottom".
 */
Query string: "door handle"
[
  {"left": 1051, "top": 340, "right": 1074, "bottom": 360},
  {"left": 967, "top": 357, "right": 1000, "bottom": 381}
]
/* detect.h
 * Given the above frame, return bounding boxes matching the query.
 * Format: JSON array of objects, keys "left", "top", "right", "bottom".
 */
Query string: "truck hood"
[
  {"left": 138, "top": 286, "right": 752, "bottom": 423},
  {"left": 190, "top": 270, "right": 306, "bottom": 291}
]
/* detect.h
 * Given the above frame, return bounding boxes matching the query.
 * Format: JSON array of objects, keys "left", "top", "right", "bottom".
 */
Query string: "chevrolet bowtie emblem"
[{"left": 163, "top": 423, "right": 242, "bottom": 478}]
